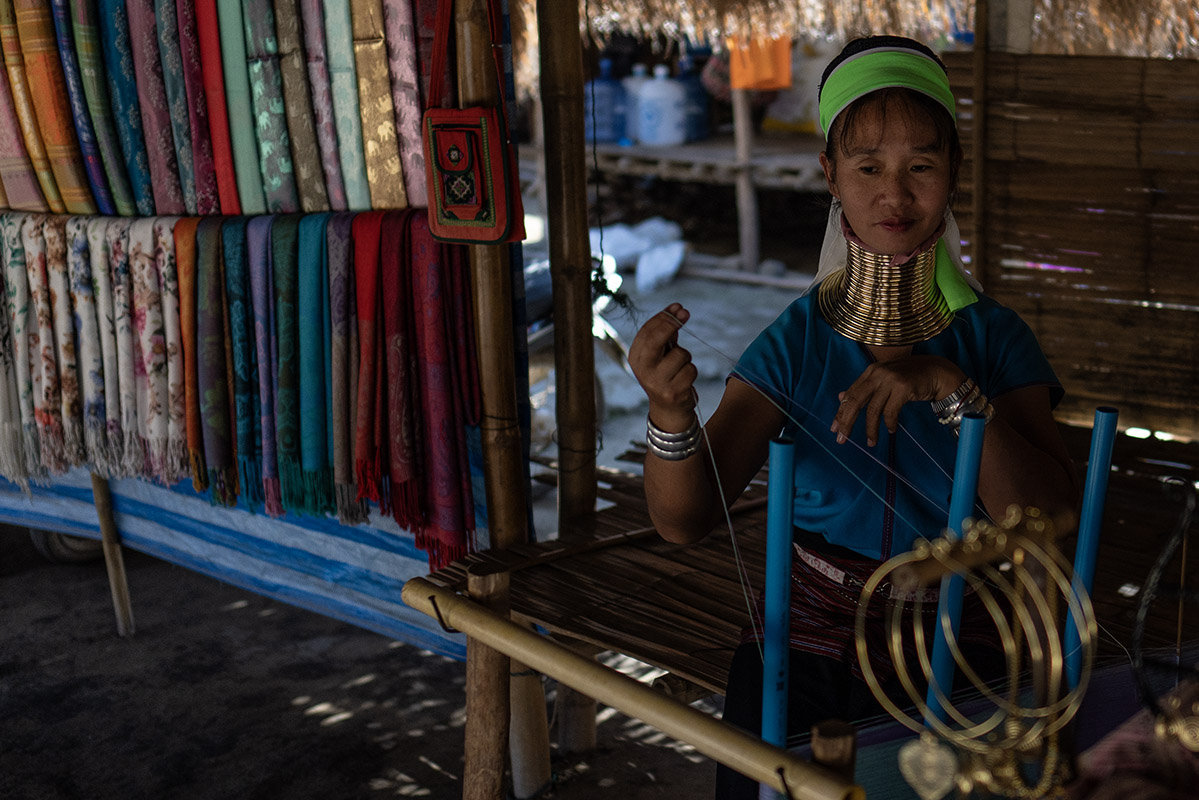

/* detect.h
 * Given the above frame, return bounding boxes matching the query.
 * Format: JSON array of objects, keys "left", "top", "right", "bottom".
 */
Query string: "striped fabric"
[
  {"left": 125, "top": 0, "right": 184, "bottom": 214},
  {"left": 13, "top": 0, "right": 96, "bottom": 214},
  {"left": 48, "top": 0, "right": 112, "bottom": 213},
  {"left": 323, "top": 0, "right": 372, "bottom": 210},
  {"left": 193, "top": 0, "right": 240, "bottom": 214},
  {"left": 273, "top": 0, "right": 328, "bottom": 212},
  {"left": 215, "top": 0, "right": 265, "bottom": 214},
  {"left": 0, "top": 44, "right": 46, "bottom": 210},
  {"left": 96, "top": 0, "right": 155, "bottom": 216},
  {"left": 173, "top": 0, "right": 219, "bottom": 215},
  {"left": 242, "top": 0, "right": 300, "bottom": 213},
  {"left": 299, "top": 0, "right": 347, "bottom": 211},
  {"left": 350, "top": 0, "right": 406, "bottom": 209},
  {"left": 68, "top": 0, "right": 135, "bottom": 216},
  {"left": 154, "top": 0, "right": 199, "bottom": 214}
]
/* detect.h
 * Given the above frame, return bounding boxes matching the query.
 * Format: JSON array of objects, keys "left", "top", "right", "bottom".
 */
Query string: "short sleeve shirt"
[{"left": 734, "top": 289, "right": 1062, "bottom": 560}]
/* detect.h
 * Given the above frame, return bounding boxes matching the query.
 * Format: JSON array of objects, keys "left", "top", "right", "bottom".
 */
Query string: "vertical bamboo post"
[
  {"left": 464, "top": 564, "right": 512, "bottom": 800},
  {"left": 732, "top": 88, "right": 759, "bottom": 272},
  {"left": 970, "top": 0, "right": 989, "bottom": 283},
  {"left": 509, "top": 654, "right": 551, "bottom": 798},
  {"left": 90, "top": 472, "right": 134, "bottom": 637},
  {"left": 536, "top": 0, "right": 596, "bottom": 527}
]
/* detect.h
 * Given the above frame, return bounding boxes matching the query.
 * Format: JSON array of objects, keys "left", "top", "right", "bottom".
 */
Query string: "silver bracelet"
[
  {"left": 937, "top": 386, "right": 994, "bottom": 435},
  {"left": 931, "top": 378, "right": 977, "bottom": 416},
  {"left": 646, "top": 415, "right": 702, "bottom": 461}
]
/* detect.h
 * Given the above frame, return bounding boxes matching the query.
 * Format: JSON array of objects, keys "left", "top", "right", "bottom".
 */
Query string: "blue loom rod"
[
  {"left": 1065, "top": 406, "right": 1119, "bottom": 689},
  {"left": 762, "top": 436, "right": 795, "bottom": 758},
  {"left": 925, "top": 412, "right": 986, "bottom": 724}
]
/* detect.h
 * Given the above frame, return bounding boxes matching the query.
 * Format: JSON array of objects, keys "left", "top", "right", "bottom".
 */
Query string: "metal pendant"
[{"left": 898, "top": 732, "right": 958, "bottom": 800}]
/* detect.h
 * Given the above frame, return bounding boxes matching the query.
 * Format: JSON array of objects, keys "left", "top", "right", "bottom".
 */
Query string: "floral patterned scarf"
[
  {"left": 87, "top": 217, "right": 123, "bottom": 472},
  {"left": 128, "top": 218, "right": 172, "bottom": 481},
  {"left": 2, "top": 213, "right": 42, "bottom": 478},
  {"left": 154, "top": 217, "right": 187, "bottom": 482},
  {"left": 20, "top": 214, "right": 66, "bottom": 472},
  {"left": 105, "top": 217, "right": 143, "bottom": 476},
  {"left": 65, "top": 215, "right": 110, "bottom": 474},
  {"left": 0, "top": 213, "right": 30, "bottom": 486}
]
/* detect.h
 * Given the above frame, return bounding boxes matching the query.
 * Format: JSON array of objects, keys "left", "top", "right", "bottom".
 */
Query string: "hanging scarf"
[
  {"left": 20, "top": 214, "right": 66, "bottom": 472},
  {"left": 352, "top": 210, "right": 386, "bottom": 505},
  {"left": 12, "top": 0, "right": 96, "bottom": 214},
  {"left": 128, "top": 218, "right": 171, "bottom": 480},
  {"left": 324, "top": 0, "right": 372, "bottom": 211},
  {"left": 49, "top": 0, "right": 113, "bottom": 214},
  {"left": 295, "top": 213, "right": 335, "bottom": 514},
  {"left": 274, "top": 0, "right": 329, "bottom": 213},
  {"left": 172, "top": 0, "right": 219, "bottom": 216},
  {"left": 270, "top": 214, "right": 307, "bottom": 511},
  {"left": 222, "top": 215, "right": 262, "bottom": 509},
  {"left": 246, "top": 215, "right": 282, "bottom": 514},
  {"left": 86, "top": 218, "right": 122, "bottom": 469},
  {"left": 68, "top": 0, "right": 135, "bottom": 216},
  {"left": 381, "top": 0, "right": 426, "bottom": 207},
  {"left": 153, "top": 0, "right": 198, "bottom": 215},
  {"left": 243, "top": 0, "right": 300, "bottom": 214},
  {"left": 0, "top": 60, "right": 45, "bottom": 211},
  {"left": 173, "top": 216, "right": 205, "bottom": 489},
  {"left": 380, "top": 210, "right": 419, "bottom": 528},
  {"left": 326, "top": 211, "right": 365, "bottom": 522},
  {"left": 96, "top": 0, "right": 155, "bottom": 216},
  {"left": 410, "top": 212, "right": 479, "bottom": 568},
  {"left": 0, "top": 229, "right": 27, "bottom": 487},
  {"left": 299, "top": 0, "right": 348, "bottom": 212},
  {"left": 105, "top": 217, "right": 142, "bottom": 475},
  {"left": 196, "top": 216, "right": 237, "bottom": 503},
  {"left": 214, "top": 0, "right": 265, "bottom": 215},
  {"left": 125, "top": 0, "right": 185, "bottom": 214},
  {"left": 43, "top": 215, "right": 87, "bottom": 469},
  {"left": 65, "top": 216, "right": 110, "bottom": 473},
  {"left": 0, "top": 0, "right": 63, "bottom": 213},
  {"left": 0, "top": 212, "right": 35, "bottom": 483},
  {"left": 193, "top": 0, "right": 241, "bottom": 214},
  {"left": 350, "top": 0, "right": 407, "bottom": 209},
  {"left": 154, "top": 217, "right": 187, "bottom": 482}
]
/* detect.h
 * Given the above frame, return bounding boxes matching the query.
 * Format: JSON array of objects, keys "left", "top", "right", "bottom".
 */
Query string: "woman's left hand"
[{"left": 831, "top": 355, "right": 965, "bottom": 446}]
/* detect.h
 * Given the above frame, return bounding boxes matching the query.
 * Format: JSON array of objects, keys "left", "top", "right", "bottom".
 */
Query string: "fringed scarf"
[
  {"left": 21, "top": 214, "right": 67, "bottom": 472},
  {"left": 246, "top": 215, "right": 282, "bottom": 514},
  {"left": 270, "top": 214, "right": 307, "bottom": 512},
  {"left": 410, "top": 211, "right": 479, "bottom": 569},
  {"left": 380, "top": 210, "right": 420, "bottom": 529},
  {"left": 222, "top": 215, "right": 263, "bottom": 509},
  {"left": 0, "top": 213, "right": 29, "bottom": 487},
  {"left": 1, "top": 213, "right": 42, "bottom": 477},
  {"left": 65, "top": 215, "right": 110, "bottom": 474},
  {"left": 326, "top": 211, "right": 365, "bottom": 523},
  {"left": 296, "top": 213, "right": 335, "bottom": 514},
  {"left": 173, "top": 216, "right": 206, "bottom": 490},
  {"left": 154, "top": 216, "right": 188, "bottom": 483},
  {"left": 41, "top": 216, "right": 85, "bottom": 467},
  {"left": 351, "top": 210, "right": 386, "bottom": 507},
  {"left": 128, "top": 218, "right": 172, "bottom": 481},
  {"left": 195, "top": 216, "right": 238, "bottom": 504},
  {"left": 104, "top": 217, "right": 142, "bottom": 476},
  {"left": 86, "top": 217, "right": 122, "bottom": 472}
]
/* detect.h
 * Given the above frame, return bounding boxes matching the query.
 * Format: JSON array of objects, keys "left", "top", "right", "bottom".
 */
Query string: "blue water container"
[
  {"left": 584, "top": 58, "right": 626, "bottom": 144},
  {"left": 637, "top": 65, "right": 687, "bottom": 147},
  {"left": 677, "top": 54, "right": 709, "bottom": 142}
]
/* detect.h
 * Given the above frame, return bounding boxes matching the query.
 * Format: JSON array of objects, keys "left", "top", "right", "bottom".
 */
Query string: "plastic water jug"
[
  {"left": 677, "top": 55, "right": 710, "bottom": 142},
  {"left": 621, "top": 63, "right": 650, "bottom": 144},
  {"left": 584, "top": 58, "right": 625, "bottom": 144},
  {"left": 637, "top": 65, "right": 687, "bottom": 147}
]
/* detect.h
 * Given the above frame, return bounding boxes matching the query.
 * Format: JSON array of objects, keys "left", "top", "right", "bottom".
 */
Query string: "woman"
[{"left": 628, "top": 36, "right": 1078, "bottom": 798}]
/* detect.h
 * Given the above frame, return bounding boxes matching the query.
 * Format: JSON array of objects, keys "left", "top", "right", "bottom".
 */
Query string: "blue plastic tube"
[
  {"left": 1065, "top": 407, "right": 1119, "bottom": 689},
  {"left": 762, "top": 436, "right": 795, "bottom": 756}
]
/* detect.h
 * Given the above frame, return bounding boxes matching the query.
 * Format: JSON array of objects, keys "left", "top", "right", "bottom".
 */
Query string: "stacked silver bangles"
[
  {"left": 931, "top": 378, "right": 994, "bottom": 435},
  {"left": 646, "top": 415, "right": 702, "bottom": 461}
]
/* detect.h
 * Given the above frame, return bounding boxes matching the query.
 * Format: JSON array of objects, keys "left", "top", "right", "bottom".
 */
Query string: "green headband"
[{"left": 819, "top": 49, "right": 956, "bottom": 138}]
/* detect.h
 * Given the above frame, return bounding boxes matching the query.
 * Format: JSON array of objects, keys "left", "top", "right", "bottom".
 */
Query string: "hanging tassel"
[
  {"left": 263, "top": 476, "right": 284, "bottom": 517},
  {"left": 301, "top": 466, "right": 335, "bottom": 517},
  {"left": 190, "top": 447, "right": 209, "bottom": 492},
  {"left": 0, "top": 422, "right": 29, "bottom": 492},
  {"left": 390, "top": 478, "right": 423, "bottom": 532},
  {"left": 335, "top": 482, "right": 368, "bottom": 525},
  {"left": 237, "top": 453, "right": 264, "bottom": 510}
]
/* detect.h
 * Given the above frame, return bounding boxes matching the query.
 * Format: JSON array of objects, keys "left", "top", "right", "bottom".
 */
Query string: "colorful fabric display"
[
  {"left": 222, "top": 215, "right": 262, "bottom": 508},
  {"left": 128, "top": 218, "right": 171, "bottom": 481},
  {"left": 273, "top": 0, "right": 328, "bottom": 213},
  {"left": 246, "top": 214, "right": 281, "bottom": 513},
  {"left": 173, "top": 0, "right": 218, "bottom": 215},
  {"left": 68, "top": 0, "right": 135, "bottom": 216},
  {"left": 296, "top": 212, "right": 334, "bottom": 514},
  {"left": 41, "top": 215, "right": 85, "bottom": 465},
  {"left": 49, "top": 0, "right": 113, "bottom": 214},
  {"left": 0, "top": 52, "right": 46, "bottom": 211},
  {"left": 154, "top": 216, "right": 187, "bottom": 481},
  {"left": 351, "top": 209, "right": 385, "bottom": 503},
  {"left": 215, "top": 0, "right": 264, "bottom": 215},
  {"left": 351, "top": 0, "right": 406, "bottom": 209},
  {"left": 97, "top": 0, "right": 155, "bottom": 216},
  {"left": 299, "top": 0, "right": 347, "bottom": 211},
  {"left": 65, "top": 216, "right": 109, "bottom": 473},
  {"left": 324, "top": 0, "right": 372, "bottom": 211},
  {"left": 0, "top": 0, "right": 63, "bottom": 212},
  {"left": 104, "top": 217, "right": 142, "bottom": 475},
  {"left": 194, "top": 0, "right": 240, "bottom": 214},
  {"left": 382, "top": 0, "right": 425, "bottom": 207},
  {"left": 269, "top": 213, "right": 307, "bottom": 510},
  {"left": 242, "top": 0, "right": 300, "bottom": 214},
  {"left": 173, "top": 215, "right": 205, "bottom": 488},
  {"left": 379, "top": 210, "right": 418, "bottom": 528},
  {"left": 0, "top": 212, "right": 39, "bottom": 478},
  {"left": 154, "top": 0, "right": 199, "bottom": 215},
  {"left": 86, "top": 216, "right": 122, "bottom": 471},
  {"left": 13, "top": 0, "right": 95, "bottom": 214},
  {"left": 20, "top": 214, "right": 63, "bottom": 470},
  {"left": 195, "top": 216, "right": 237, "bottom": 503},
  {"left": 326, "top": 211, "right": 364, "bottom": 522},
  {"left": 0, "top": 216, "right": 27, "bottom": 487},
  {"left": 125, "top": 0, "right": 185, "bottom": 214}
]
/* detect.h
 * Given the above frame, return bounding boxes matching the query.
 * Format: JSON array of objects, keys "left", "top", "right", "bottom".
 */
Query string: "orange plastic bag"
[{"left": 727, "top": 37, "right": 793, "bottom": 91}]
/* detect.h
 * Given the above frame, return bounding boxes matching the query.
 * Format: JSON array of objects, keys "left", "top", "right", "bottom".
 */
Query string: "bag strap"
[{"left": 426, "top": 0, "right": 509, "bottom": 116}]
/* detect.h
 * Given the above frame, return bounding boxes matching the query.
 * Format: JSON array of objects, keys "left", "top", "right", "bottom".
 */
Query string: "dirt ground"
[{"left": 0, "top": 524, "right": 720, "bottom": 800}]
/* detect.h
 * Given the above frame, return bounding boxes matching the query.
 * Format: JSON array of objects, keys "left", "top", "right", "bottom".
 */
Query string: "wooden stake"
[
  {"left": 464, "top": 564, "right": 511, "bottom": 800},
  {"left": 90, "top": 472, "right": 134, "bottom": 637},
  {"left": 732, "top": 88, "right": 760, "bottom": 272}
]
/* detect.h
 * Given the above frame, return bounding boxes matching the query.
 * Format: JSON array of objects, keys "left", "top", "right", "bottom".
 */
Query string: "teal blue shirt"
[{"left": 734, "top": 289, "right": 1062, "bottom": 560}]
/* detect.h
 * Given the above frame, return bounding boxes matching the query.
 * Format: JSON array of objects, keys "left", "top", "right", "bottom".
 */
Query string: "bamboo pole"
[
  {"left": 971, "top": 0, "right": 990, "bottom": 283},
  {"left": 403, "top": 577, "right": 864, "bottom": 800},
  {"left": 509, "top": 654, "right": 551, "bottom": 798},
  {"left": 455, "top": 0, "right": 528, "bottom": 553},
  {"left": 464, "top": 565, "right": 511, "bottom": 800},
  {"left": 536, "top": 0, "right": 596, "bottom": 526},
  {"left": 732, "top": 88, "right": 760, "bottom": 272},
  {"left": 90, "top": 472, "right": 134, "bottom": 637}
]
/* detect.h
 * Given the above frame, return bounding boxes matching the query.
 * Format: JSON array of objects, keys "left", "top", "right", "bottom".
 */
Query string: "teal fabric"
[
  {"left": 242, "top": 0, "right": 300, "bottom": 213},
  {"left": 296, "top": 212, "right": 334, "bottom": 514},
  {"left": 221, "top": 216, "right": 262, "bottom": 509},
  {"left": 97, "top": 0, "right": 155, "bottom": 215},
  {"left": 216, "top": 0, "right": 266, "bottom": 215},
  {"left": 154, "top": 0, "right": 197, "bottom": 213},
  {"left": 322, "top": 0, "right": 372, "bottom": 210}
]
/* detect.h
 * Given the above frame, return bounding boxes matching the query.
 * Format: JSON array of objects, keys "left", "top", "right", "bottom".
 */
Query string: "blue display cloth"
[{"left": 0, "top": 469, "right": 466, "bottom": 660}]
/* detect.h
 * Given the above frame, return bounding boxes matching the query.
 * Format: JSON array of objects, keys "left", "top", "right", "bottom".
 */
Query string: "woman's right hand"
[{"left": 628, "top": 303, "right": 699, "bottom": 432}]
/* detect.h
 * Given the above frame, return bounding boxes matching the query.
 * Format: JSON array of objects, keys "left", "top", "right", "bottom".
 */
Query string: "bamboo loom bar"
[
  {"left": 402, "top": 577, "right": 864, "bottom": 800},
  {"left": 91, "top": 472, "right": 135, "bottom": 637}
]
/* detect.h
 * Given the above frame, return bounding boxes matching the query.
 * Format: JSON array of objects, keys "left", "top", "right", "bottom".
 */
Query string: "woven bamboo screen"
[{"left": 944, "top": 50, "right": 1199, "bottom": 437}]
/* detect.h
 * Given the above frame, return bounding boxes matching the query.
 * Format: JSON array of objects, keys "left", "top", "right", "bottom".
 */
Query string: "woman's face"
[{"left": 819, "top": 94, "right": 953, "bottom": 255}]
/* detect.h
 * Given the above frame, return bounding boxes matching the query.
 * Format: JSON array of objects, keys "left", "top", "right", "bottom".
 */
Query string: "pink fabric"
[
  {"left": 0, "top": 62, "right": 45, "bottom": 209},
  {"left": 382, "top": 0, "right": 426, "bottom": 207},
  {"left": 125, "top": 0, "right": 185, "bottom": 214},
  {"left": 174, "top": 0, "right": 219, "bottom": 214},
  {"left": 299, "top": 0, "right": 347, "bottom": 211}
]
